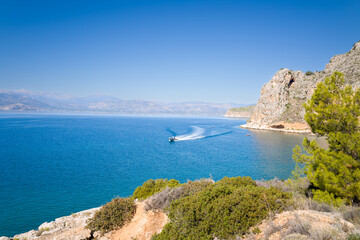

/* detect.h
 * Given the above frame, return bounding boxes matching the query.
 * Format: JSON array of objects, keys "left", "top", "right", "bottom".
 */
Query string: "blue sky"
[{"left": 0, "top": 0, "right": 359, "bottom": 104}]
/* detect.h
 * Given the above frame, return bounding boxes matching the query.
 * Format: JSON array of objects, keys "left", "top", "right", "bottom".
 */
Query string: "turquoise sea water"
[{"left": 0, "top": 114, "right": 311, "bottom": 237}]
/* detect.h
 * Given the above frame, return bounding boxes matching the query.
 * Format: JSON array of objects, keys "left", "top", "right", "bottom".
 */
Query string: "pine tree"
[{"left": 294, "top": 71, "right": 360, "bottom": 206}]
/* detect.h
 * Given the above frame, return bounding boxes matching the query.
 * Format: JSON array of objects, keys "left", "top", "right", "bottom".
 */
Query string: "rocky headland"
[
  {"left": 224, "top": 105, "right": 255, "bottom": 118},
  {"left": 241, "top": 40, "right": 360, "bottom": 133}
]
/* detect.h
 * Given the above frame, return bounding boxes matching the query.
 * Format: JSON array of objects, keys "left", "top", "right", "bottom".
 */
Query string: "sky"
[{"left": 0, "top": 0, "right": 359, "bottom": 104}]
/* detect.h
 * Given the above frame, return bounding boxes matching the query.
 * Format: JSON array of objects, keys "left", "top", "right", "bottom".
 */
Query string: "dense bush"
[
  {"left": 87, "top": 197, "right": 136, "bottom": 233},
  {"left": 347, "top": 234, "right": 360, "bottom": 240},
  {"left": 305, "top": 71, "right": 314, "bottom": 76},
  {"left": 145, "top": 186, "right": 184, "bottom": 211},
  {"left": 132, "top": 178, "right": 181, "bottom": 200},
  {"left": 178, "top": 178, "right": 214, "bottom": 197},
  {"left": 294, "top": 71, "right": 360, "bottom": 206},
  {"left": 145, "top": 179, "right": 213, "bottom": 211},
  {"left": 152, "top": 176, "right": 292, "bottom": 240}
]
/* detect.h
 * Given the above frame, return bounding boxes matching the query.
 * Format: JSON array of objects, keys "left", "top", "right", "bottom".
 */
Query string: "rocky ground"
[
  {"left": 245, "top": 210, "right": 359, "bottom": 240},
  {"left": 3, "top": 198, "right": 359, "bottom": 240},
  {"left": 2, "top": 202, "right": 167, "bottom": 240},
  {"left": 2, "top": 207, "right": 99, "bottom": 240},
  {"left": 108, "top": 202, "right": 167, "bottom": 240}
]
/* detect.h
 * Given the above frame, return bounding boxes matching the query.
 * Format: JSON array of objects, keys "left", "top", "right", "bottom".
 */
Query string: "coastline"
[
  {"left": 1, "top": 202, "right": 168, "bottom": 240},
  {"left": 1, "top": 207, "right": 100, "bottom": 240},
  {"left": 240, "top": 124, "right": 313, "bottom": 134}
]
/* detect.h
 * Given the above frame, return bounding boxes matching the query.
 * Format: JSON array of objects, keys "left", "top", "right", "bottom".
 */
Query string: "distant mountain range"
[{"left": 0, "top": 89, "right": 246, "bottom": 116}]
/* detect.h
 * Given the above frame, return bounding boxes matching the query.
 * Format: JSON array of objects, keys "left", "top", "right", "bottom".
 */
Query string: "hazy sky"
[{"left": 1, "top": 0, "right": 359, "bottom": 104}]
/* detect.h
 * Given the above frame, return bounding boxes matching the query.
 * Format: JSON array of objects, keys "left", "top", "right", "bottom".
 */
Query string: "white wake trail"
[{"left": 176, "top": 126, "right": 205, "bottom": 141}]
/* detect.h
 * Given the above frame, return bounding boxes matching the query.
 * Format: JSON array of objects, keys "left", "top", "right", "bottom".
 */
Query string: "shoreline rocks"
[
  {"left": 6, "top": 207, "right": 100, "bottom": 240},
  {"left": 4, "top": 201, "right": 167, "bottom": 240},
  {"left": 241, "top": 123, "right": 312, "bottom": 134}
]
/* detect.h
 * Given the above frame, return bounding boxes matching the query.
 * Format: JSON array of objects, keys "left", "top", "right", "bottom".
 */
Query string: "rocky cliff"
[{"left": 243, "top": 41, "right": 360, "bottom": 132}]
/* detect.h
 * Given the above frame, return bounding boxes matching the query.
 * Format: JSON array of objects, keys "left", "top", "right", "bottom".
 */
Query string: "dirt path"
[{"left": 109, "top": 202, "right": 168, "bottom": 240}]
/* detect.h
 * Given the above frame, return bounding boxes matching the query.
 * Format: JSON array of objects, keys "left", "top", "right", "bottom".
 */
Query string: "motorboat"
[{"left": 169, "top": 136, "right": 178, "bottom": 142}]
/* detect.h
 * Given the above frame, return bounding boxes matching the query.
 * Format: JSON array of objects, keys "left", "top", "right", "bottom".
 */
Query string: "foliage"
[
  {"left": 312, "top": 189, "right": 344, "bottom": 207},
  {"left": 144, "top": 186, "right": 183, "bottom": 211},
  {"left": 145, "top": 179, "right": 214, "bottom": 211},
  {"left": 229, "top": 105, "right": 255, "bottom": 113},
  {"left": 179, "top": 179, "right": 214, "bottom": 197},
  {"left": 304, "top": 71, "right": 360, "bottom": 136},
  {"left": 132, "top": 178, "right": 181, "bottom": 200},
  {"left": 286, "top": 162, "right": 310, "bottom": 195},
  {"left": 152, "top": 176, "right": 291, "bottom": 240},
  {"left": 252, "top": 227, "right": 262, "bottom": 234},
  {"left": 305, "top": 71, "right": 314, "bottom": 76},
  {"left": 87, "top": 197, "right": 136, "bottom": 233},
  {"left": 347, "top": 234, "right": 360, "bottom": 240},
  {"left": 294, "top": 71, "right": 360, "bottom": 205}
]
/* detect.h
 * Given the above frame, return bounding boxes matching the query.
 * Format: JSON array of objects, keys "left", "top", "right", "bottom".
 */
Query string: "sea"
[{"left": 0, "top": 113, "right": 315, "bottom": 237}]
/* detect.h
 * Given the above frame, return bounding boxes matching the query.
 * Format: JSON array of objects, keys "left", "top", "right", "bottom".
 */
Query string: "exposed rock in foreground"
[
  {"left": 246, "top": 210, "right": 359, "bottom": 240},
  {"left": 5, "top": 199, "right": 359, "bottom": 240},
  {"left": 10, "top": 207, "right": 100, "bottom": 240},
  {"left": 5, "top": 202, "right": 167, "bottom": 240},
  {"left": 244, "top": 41, "right": 360, "bottom": 132},
  {"left": 224, "top": 105, "right": 255, "bottom": 118}
]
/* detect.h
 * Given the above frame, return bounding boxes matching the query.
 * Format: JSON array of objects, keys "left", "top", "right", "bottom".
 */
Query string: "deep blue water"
[{"left": 0, "top": 114, "right": 311, "bottom": 237}]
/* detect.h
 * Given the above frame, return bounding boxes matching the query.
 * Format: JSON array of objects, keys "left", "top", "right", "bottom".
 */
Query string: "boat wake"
[
  {"left": 176, "top": 126, "right": 205, "bottom": 141},
  {"left": 168, "top": 126, "right": 231, "bottom": 141}
]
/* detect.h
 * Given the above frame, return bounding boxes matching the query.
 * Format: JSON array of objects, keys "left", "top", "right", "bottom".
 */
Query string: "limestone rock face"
[
  {"left": 11, "top": 207, "right": 103, "bottom": 240},
  {"left": 246, "top": 69, "right": 319, "bottom": 129},
  {"left": 325, "top": 41, "right": 360, "bottom": 87},
  {"left": 245, "top": 41, "right": 360, "bottom": 131}
]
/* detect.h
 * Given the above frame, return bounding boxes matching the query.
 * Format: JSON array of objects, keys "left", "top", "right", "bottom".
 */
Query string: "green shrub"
[
  {"left": 285, "top": 163, "right": 310, "bottom": 195},
  {"left": 87, "top": 197, "right": 136, "bottom": 233},
  {"left": 152, "top": 176, "right": 292, "bottom": 240},
  {"left": 132, "top": 178, "right": 181, "bottom": 200},
  {"left": 347, "top": 234, "right": 360, "bottom": 240},
  {"left": 312, "top": 189, "right": 344, "bottom": 207},
  {"left": 145, "top": 179, "right": 214, "bottom": 211},
  {"left": 252, "top": 227, "right": 262, "bottom": 234},
  {"left": 305, "top": 71, "right": 314, "bottom": 76},
  {"left": 179, "top": 178, "right": 214, "bottom": 197}
]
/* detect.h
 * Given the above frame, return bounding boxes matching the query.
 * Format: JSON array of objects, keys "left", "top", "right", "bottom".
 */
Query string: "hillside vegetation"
[
  {"left": 225, "top": 105, "right": 255, "bottom": 118},
  {"left": 152, "top": 177, "right": 291, "bottom": 239},
  {"left": 229, "top": 105, "right": 255, "bottom": 113}
]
